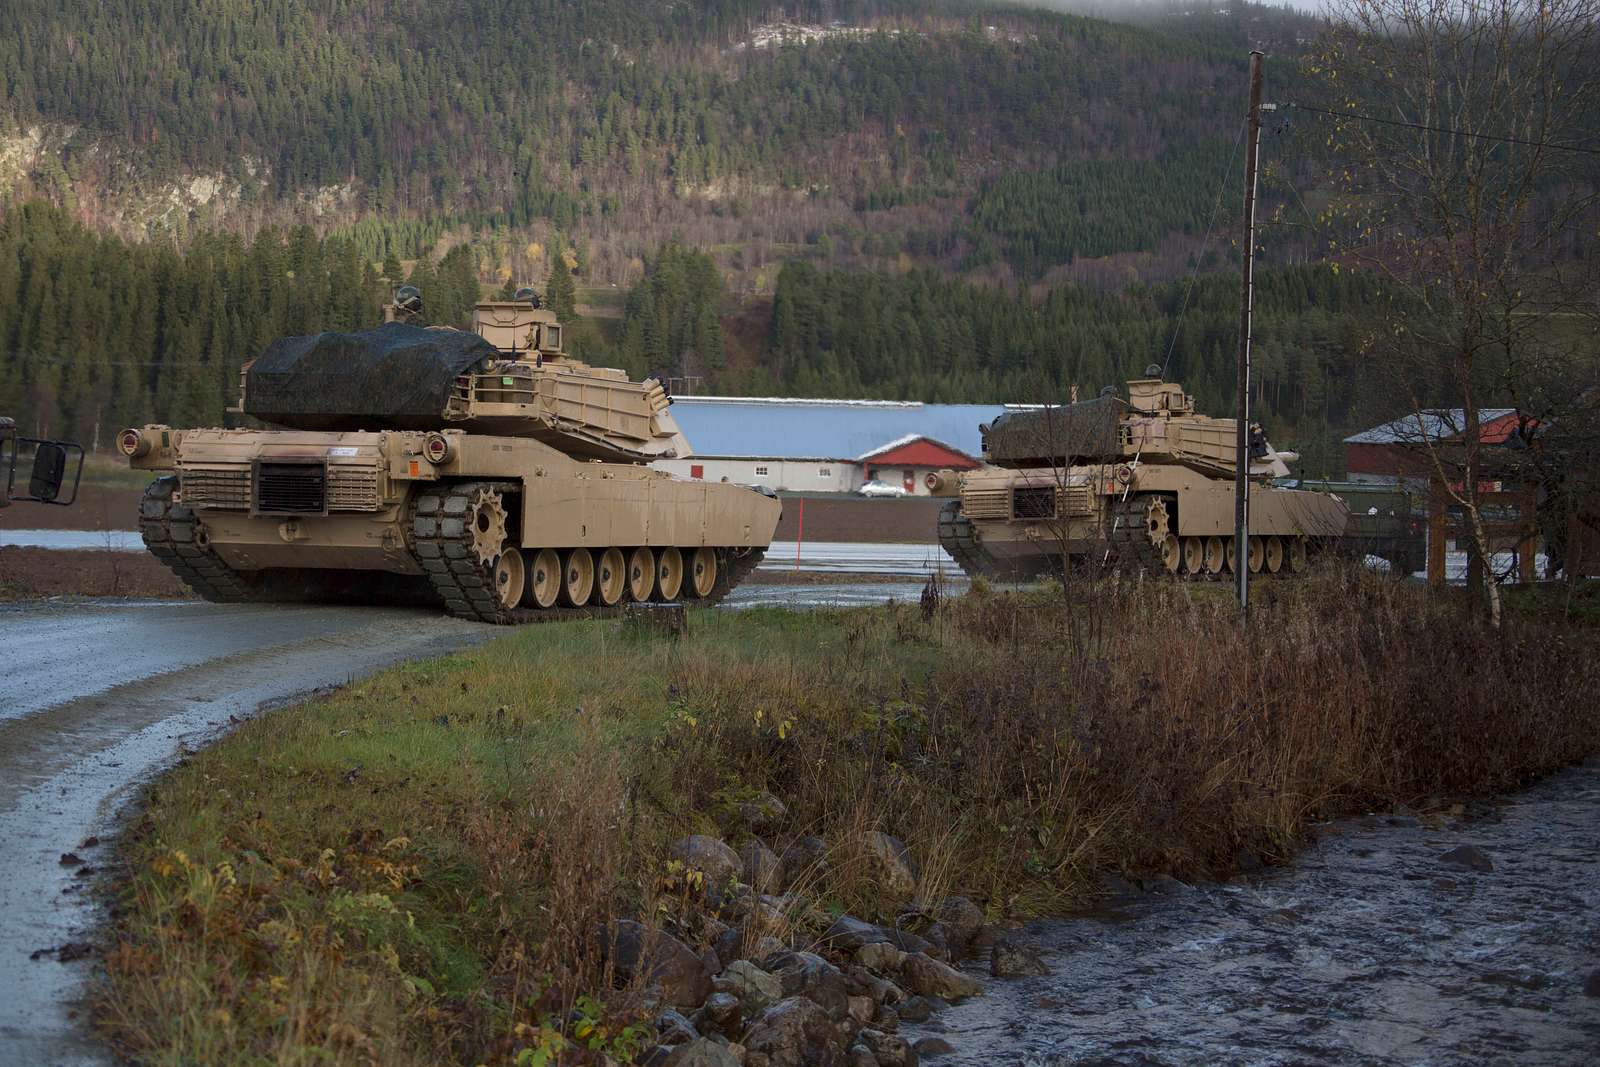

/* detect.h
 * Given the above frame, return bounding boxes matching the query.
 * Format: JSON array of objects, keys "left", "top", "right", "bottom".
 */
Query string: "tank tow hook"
[{"left": 278, "top": 518, "right": 307, "bottom": 543}]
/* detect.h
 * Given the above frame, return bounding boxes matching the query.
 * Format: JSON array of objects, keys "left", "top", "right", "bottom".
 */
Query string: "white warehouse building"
[{"left": 652, "top": 396, "right": 1016, "bottom": 495}]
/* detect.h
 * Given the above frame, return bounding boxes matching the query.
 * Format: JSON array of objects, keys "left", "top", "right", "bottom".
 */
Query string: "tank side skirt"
[{"left": 410, "top": 480, "right": 767, "bottom": 626}]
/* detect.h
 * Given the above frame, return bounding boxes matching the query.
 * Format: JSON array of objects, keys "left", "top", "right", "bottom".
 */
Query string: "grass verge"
[{"left": 97, "top": 571, "right": 1600, "bottom": 1065}]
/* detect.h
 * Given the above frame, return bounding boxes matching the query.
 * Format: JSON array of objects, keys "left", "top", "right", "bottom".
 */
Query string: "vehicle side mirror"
[{"left": 29, "top": 442, "right": 69, "bottom": 502}]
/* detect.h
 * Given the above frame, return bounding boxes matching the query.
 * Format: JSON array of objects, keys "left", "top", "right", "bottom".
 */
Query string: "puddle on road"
[{"left": 909, "top": 762, "right": 1600, "bottom": 1066}]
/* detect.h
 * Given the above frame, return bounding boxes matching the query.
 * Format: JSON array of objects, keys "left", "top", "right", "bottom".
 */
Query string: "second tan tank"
[{"left": 931, "top": 372, "right": 1348, "bottom": 580}]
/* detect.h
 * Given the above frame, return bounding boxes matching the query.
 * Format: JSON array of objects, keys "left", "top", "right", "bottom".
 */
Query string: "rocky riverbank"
[{"left": 899, "top": 760, "right": 1600, "bottom": 1066}]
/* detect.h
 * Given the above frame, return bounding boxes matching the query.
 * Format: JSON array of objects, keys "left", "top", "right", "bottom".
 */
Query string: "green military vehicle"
[{"left": 1275, "top": 479, "right": 1426, "bottom": 576}]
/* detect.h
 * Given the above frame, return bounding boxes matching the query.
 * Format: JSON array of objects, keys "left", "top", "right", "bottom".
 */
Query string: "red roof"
[{"left": 859, "top": 436, "right": 979, "bottom": 469}]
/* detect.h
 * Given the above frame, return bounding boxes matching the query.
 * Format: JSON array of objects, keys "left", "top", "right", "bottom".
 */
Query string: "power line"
[
  {"left": 1286, "top": 102, "right": 1600, "bottom": 157},
  {"left": 1160, "top": 119, "right": 1247, "bottom": 379}
]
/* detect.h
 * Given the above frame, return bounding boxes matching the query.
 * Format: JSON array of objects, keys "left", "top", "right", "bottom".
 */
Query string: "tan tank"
[
  {"left": 120, "top": 292, "right": 780, "bottom": 623},
  {"left": 931, "top": 372, "right": 1348, "bottom": 580}
]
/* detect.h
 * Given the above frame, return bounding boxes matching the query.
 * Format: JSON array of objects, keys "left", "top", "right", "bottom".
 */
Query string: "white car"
[{"left": 856, "top": 480, "right": 909, "bottom": 498}]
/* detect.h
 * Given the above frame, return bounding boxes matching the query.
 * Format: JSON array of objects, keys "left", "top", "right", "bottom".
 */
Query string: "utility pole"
[{"left": 1235, "top": 50, "right": 1265, "bottom": 613}]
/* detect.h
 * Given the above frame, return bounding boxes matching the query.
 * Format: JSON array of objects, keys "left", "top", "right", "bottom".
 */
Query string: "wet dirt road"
[
  {"left": 911, "top": 762, "right": 1600, "bottom": 1066},
  {"left": 0, "top": 599, "right": 494, "bottom": 1066}
]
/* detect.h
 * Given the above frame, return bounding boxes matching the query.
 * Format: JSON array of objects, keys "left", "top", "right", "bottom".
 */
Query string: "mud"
[
  {"left": 0, "top": 547, "right": 186, "bottom": 601},
  {"left": 909, "top": 762, "right": 1600, "bottom": 1066},
  {"left": 0, "top": 484, "right": 142, "bottom": 532}
]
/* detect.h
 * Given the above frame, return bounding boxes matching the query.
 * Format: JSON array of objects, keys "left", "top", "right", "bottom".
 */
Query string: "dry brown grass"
[{"left": 97, "top": 571, "right": 1600, "bottom": 1064}]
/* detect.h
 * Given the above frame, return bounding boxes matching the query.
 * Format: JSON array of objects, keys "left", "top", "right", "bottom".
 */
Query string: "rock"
[
  {"left": 917, "top": 922, "right": 954, "bottom": 962},
  {"left": 856, "top": 942, "right": 907, "bottom": 974},
  {"left": 901, "top": 953, "right": 983, "bottom": 1002},
  {"left": 882, "top": 926, "right": 935, "bottom": 958},
  {"left": 1097, "top": 872, "right": 1140, "bottom": 901},
  {"left": 608, "top": 920, "right": 714, "bottom": 1010},
  {"left": 664, "top": 1038, "right": 743, "bottom": 1067},
  {"left": 674, "top": 835, "right": 744, "bottom": 888},
  {"left": 893, "top": 996, "right": 944, "bottom": 1023},
  {"left": 739, "top": 793, "right": 788, "bottom": 831},
  {"left": 912, "top": 1036, "right": 955, "bottom": 1058},
  {"left": 713, "top": 925, "right": 746, "bottom": 969},
  {"left": 846, "top": 994, "right": 875, "bottom": 1027},
  {"left": 825, "top": 915, "right": 897, "bottom": 952},
  {"left": 740, "top": 840, "right": 782, "bottom": 891},
  {"left": 718, "top": 959, "right": 784, "bottom": 1016},
  {"left": 778, "top": 836, "right": 831, "bottom": 891},
  {"left": 858, "top": 1028, "right": 915, "bottom": 1067},
  {"left": 741, "top": 996, "right": 846, "bottom": 1067},
  {"left": 657, "top": 1008, "right": 701, "bottom": 1045},
  {"left": 990, "top": 937, "right": 1049, "bottom": 978},
  {"left": 873, "top": 1006, "right": 900, "bottom": 1032},
  {"left": 1439, "top": 845, "right": 1494, "bottom": 872},
  {"left": 696, "top": 992, "right": 743, "bottom": 1037},
  {"left": 845, "top": 965, "right": 903, "bottom": 1006},
  {"left": 1583, "top": 969, "right": 1600, "bottom": 997},
  {"left": 860, "top": 832, "right": 918, "bottom": 900},
  {"left": 933, "top": 897, "right": 984, "bottom": 954},
  {"left": 847, "top": 1045, "right": 879, "bottom": 1067},
  {"left": 763, "top": 950, "right": 851, "bottom": 1020}
]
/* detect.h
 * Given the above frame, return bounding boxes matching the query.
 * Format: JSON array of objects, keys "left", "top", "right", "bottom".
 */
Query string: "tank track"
[
  {"left": 139, "top": 476, "right": 264, "bottom": 602},
  {"left": 410, "top": 481, "right": 767, "bottom": 625},
  {"left": 1106, "top": 493, "right": 1177, "bottom": 577},
  {"left": 937, "top": 500, "right": 987, "bottom": 578}
]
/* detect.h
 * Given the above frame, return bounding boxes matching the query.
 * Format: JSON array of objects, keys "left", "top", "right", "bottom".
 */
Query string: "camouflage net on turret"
[
  {"left": 242, "top": 323, "right": 496, "bottom": 431},
  {"left": 982, "top": 395, "right": 1122, "bottom": 467}
]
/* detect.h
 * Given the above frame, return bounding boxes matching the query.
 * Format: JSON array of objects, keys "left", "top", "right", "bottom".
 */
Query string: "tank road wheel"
[
  {"left": 1247, "top": 536, "right": 1265, "bottom": 575},
  {"left": 1204, "top": 536, "right": 1226, "bottom": 576},
  {"left": 688, "top": 547, "right": 719, "bottom": 598},
  {"left": 523, "top": 548, "right": 561, "bottom": 609},
  {"left": 493, "top": 550, "right": 526, "bottom": 611},
  {"left": 1181, "top": 536, "right": 1204, "bottom": 576},
  {"left": 627, "top": 547, "right": 656, "bottom": 602},
  {"left": 1226, "top": 537, "right": 1238, "bottom": 573},
  {"left": 1288, "top": 535, "right": 1309, "bottom": 574},
  {"left": 561, "top": 548, "right": 596, "bottom": 607},
  {"left": 1264, "top": 536, "right": 1285, "bottom": 575},
  {"left": 595, "top": 548, "right": 627, "bottom": 607},
  {"left": 1158, "top": 533, "right": 1181, "bottom": 573},
  {"left": 655, "top": 547, "right": 685, "bottom": 601}
]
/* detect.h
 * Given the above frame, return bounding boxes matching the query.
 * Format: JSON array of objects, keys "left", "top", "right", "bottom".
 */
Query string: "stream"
[{"left": 910, "top": 760, "right": 1600, "bottom": 1065}]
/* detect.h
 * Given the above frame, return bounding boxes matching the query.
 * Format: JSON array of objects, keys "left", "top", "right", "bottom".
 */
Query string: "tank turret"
[
  {"left": 982, "top": 375, "right": 1298, "bottom": 480},
  {"left": 239, "top": 295, "right": 691, "bottom": 463}
]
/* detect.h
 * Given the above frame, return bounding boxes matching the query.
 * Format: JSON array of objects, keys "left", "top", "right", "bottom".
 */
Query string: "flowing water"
[{"left": 910, "top": 762, "right": 1600, "bottom": 1065}]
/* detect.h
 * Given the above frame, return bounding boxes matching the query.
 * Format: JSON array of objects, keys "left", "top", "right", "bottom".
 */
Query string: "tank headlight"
[
  {"left": 423, "top": 432, "right": 453, "bottom": 465},
  {"left": 118, "top": 428, "right": 150, "bottom": 458}
]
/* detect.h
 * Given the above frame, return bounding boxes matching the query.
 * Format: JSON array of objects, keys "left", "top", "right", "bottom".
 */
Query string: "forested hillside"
[
  {"left": 1, "top": 1, "right": 1322, "bottom": 287},
  {"left": 2, "top": 202, "right": 1408, "bottom": 476}
]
